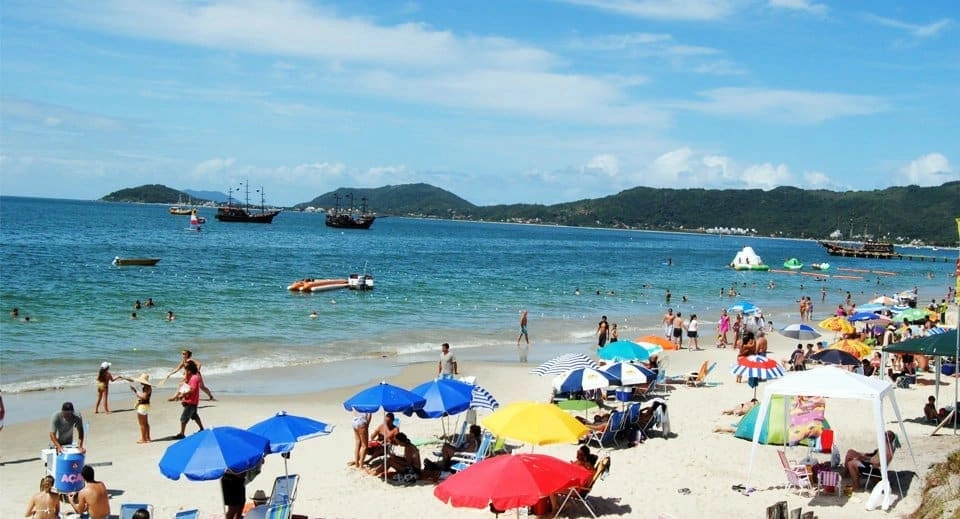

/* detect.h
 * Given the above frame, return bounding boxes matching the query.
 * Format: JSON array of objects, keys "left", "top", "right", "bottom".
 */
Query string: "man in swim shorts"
[
  {"left": 69, "top": 465, "right": 111, "bottom": 519},
  {"left": 597, "top": 316, "right": 609, "bottom": 348}
]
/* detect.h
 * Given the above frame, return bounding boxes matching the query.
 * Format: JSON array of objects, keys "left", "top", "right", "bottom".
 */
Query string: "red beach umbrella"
[{"left": 434, "top": 453, "right": 593, "bottom": 512}]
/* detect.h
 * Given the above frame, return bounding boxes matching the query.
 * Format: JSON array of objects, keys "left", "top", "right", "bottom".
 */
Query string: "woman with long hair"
[
  {"left": 24, "top": 475, "right": 59, "bottom": 519},
  {"left": 95, "top": 362, "right": 119, "bottom": 413}
]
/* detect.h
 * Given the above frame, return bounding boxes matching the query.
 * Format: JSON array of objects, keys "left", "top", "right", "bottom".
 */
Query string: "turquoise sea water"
[{"left": 1, "top": 196, "right": 955, "bottom": 398}]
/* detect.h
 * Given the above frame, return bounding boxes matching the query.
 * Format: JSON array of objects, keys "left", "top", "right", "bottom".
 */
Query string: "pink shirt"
[{"left": 182, "top": 375, "right": 201, "bottom": 406}]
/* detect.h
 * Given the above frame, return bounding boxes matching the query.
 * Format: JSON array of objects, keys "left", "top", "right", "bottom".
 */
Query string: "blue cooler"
[
  {"left": 54, "top": 450, "right": 86, "bottom": 493},
  {"left": 615, "top": 387, "right": 632, "bottom": 402}
]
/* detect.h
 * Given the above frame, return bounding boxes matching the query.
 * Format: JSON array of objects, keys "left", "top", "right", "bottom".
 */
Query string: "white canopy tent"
[{"left": 746, "top": 367, "right": 916, "bottom": 505}]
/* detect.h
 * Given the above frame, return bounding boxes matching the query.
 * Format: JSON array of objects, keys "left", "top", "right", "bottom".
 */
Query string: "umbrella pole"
[{"left": 383, "top": 411, "right": 389, "bottom": 482}]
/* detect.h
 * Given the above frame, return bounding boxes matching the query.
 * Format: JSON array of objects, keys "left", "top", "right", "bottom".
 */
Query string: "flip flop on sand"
[{"left": 677, "top": 488, "right": 691, "bottom": 495}]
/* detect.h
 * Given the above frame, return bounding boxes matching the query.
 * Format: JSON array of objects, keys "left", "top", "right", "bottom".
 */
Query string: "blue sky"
[{"left": 1, "top": 0, "right": 957, "bottom": 206}]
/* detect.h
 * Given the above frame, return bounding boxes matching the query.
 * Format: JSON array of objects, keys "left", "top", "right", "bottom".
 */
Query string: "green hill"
[
  {"left": 295, "top": 183, "right": 477, "bottom": 216},
  {"left": 101, "top": 184, "right": 211, "bottom": 204},
  {"left": 297, "top": 181, "right": 959, "bottom": 245}
]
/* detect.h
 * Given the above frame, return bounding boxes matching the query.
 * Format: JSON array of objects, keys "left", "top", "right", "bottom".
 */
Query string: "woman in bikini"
[
  {"left": 350, "top": 409, "right": 372, "bottom": 468},
  {"left": 25, "top": 475, "right": 59, "bottom": 519},
  {"left": 95, "top": 362, "right": 119, "bottom": 413},
  {"left": 128, "top": 373, "right": 152, "bottom": 443}
]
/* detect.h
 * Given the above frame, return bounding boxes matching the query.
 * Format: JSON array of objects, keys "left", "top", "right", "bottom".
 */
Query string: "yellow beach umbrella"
[
  {"left": 481, "top": 401, "right": 588, "bottom": 446},
  {"left": 827, "top": 339, "right": 873, "bottom": 359},
  {"left": 818, "top": 317, "right": 854, "bottom": 334}
]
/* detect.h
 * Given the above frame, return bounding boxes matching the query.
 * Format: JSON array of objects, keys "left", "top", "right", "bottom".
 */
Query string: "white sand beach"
[{"left": 3, "top": 326, "right": 958, "bottom": 519}]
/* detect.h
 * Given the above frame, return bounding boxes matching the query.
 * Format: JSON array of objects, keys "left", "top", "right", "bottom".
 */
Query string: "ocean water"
[{"left": 1, "top": 196, "right": 955, "bottom": 397}]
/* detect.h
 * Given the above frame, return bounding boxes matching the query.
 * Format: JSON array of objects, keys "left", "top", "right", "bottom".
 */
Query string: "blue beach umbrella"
[
  {"left": 598, "top": 340, "right": 651, "bottom": 362},
  {"left": 342, "top": 381, "right": 427, "bottom": 414},
  {"left": 778, "top": 323, "right": 821, "bottom": 340},
  {"left": 857, "top": 303, "right": 886, "bottom": 313},
  {"left": 847, "top": 311, "right": 884, "bottom": 323},
  {"left": 159, "top": 426, "right": 269, "bottom": 481},
  {"left": 248, "top": 411, "right": 334, "bottom": 454},
  {"left": 600, "top": 362, "right": 655, "bottom": 386},
  {"left": 728, "top": 301, "right": 758, "bottom": 314},
  {"left": 247, "top": 411, "right": 334, "bottom": 477},
  {"left": 343, "top": 381, "right": 427, "bottom": 481},
  {"left": 808, "top": 349, "right": 860, "bottom": 367},
  {"left": 552, "top": 367, "right": 616, "bottom": 393},
  {"left": 408, "top": 378, "right": 475, "bottom": 419}
]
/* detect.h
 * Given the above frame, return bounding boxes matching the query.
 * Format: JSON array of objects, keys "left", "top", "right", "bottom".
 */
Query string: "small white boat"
[{"left": 348, "top": 273, "right": 374, "bottom": 290}]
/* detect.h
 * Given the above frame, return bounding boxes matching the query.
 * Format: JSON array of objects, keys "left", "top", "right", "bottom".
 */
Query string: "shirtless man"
[
  {"left": 755, "top": 330, "right": 769, "bottom": 355},
  {"left": 70, "top": 465, "right": 111, "bottom": 519},
  {"left": 164, "top": 349, "right": 215, "bottom": 401},
  {"left": 661, "top": 308, "right": 674, "bottom": 339},
  {"left": 672, "top": 312, "right": 685, "bottom": 349}
]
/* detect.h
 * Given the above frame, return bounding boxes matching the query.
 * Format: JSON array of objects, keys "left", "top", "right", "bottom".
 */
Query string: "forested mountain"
[
  {"left": 299, "top": 181, "right": 959, "bottom": 245},
  {"left": 100, "top": 184, "right": 208, "bottom": 204},
  {"left": 101, "top": 182, "right": 959, "bottom": 244},
  {"left": 295, "top": 183, "right": 477, "bottom": 216}
]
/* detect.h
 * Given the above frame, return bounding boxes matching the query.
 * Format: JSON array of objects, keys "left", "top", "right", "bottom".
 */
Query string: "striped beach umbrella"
[
  {"left": 470, "top": 384, "right": 500, "bottom": 411},
  {"left": 731, "top": 355, "right": 785, "bottom": 380},
  {"left": 731, "top": 355, "right": 785, "bottom": 398},
  {"left": 552, "top": 367, "right": 616, "bottom": 393},
  {"left": 632, "top": 340, "right": 665, "bottom": 357},
  {"left": 600, "top": 362, "right": 654, "bottom": 385},
  {"left": 778, "top": 323, "right": 821, "bottom": 340},
  {"left": 530, "top": 353, "right": 598, "bottom": 376}
]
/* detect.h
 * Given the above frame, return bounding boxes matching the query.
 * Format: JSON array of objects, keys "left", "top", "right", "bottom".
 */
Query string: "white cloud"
[
  {"left": 898, "top": 153, "right": 955, "bottom": 186},
  {"left": 866, "top": 14, "right": 953, "bottom": 38},
  {"left": 677, "top": 87, "right": 890, "bottom": 124},
  {"left": 584, "top": 154, "right": 621, "bottom": 177},
  {"left": 693, "top": 60, "right": 748, "bottom": 75},
  {"left": 33, "top": 1, "right": 669, "bottom": 127},
  {"left": 768, "top": 0, "right": 827, "bottom": 16},
  {"left": 1, "top": 97, "right": 127, "bottom": 131},
  {"left": 569, "top": 32, "right": 673, "bottom": 51},
  {"left": 803, "top": 171, "right": 831, "bottom": 187},
  {"left": 634, "top": 147, "right": 814, "bottom": 190},
  {"left": 192, "top": 158, "right": 236, "bottom": 181},
  {"left": 560, "top": 0, "right": 742, "bottom": 21},
  {"left": 741, "top": 162, "right": 793, "bottom": 188}
]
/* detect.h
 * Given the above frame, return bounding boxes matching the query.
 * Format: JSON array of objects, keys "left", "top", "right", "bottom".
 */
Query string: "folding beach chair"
[
  {"left": 777, "top": 450, "right": 814, "bottom": 497},
  {"left": 554, "top": 456, "right": 610, "bottom": 518},
  {"left": 268, "top": 474, "right": 300, "bottom": 506},
  {"left": 587, "top": 410, "right": 626, "bottom": 449},
  {"left": 450, "top": 432, "right": 493, "bottom": 472},
  {"left": 265, "top": 503, "right": 291, "bottom": 519},
  {"left": 862, "top": 464, "right": 904, "bottom": 499}
]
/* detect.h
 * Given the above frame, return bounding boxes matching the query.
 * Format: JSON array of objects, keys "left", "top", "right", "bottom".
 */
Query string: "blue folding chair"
[
  {"left": 450, "top": 432, "right": 493, "bottom": 472},
  {"left": 266, "top": 503, "right": 291, "bottom": 519},
  {"left": 119, "top": 504, "right": 153, "bottom": 519}
]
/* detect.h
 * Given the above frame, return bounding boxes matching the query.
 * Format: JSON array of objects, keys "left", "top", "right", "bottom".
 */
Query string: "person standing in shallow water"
[
  {"left": 596, "top": 316, "right": 609, "bottom": 349},
  {"left": 517, "top": 310, "right": 530, "bottom": 363}
]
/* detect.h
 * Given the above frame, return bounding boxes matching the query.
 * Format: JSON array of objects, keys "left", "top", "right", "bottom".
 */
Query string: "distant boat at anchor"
[
  {"left": 113, "top": 257, "right": 160, "bottom": 266},
  {"left": 215, "top": 182, "right": 281, "bottom": 224},
  {"left": 325, "top": 193, "right": 376, "bottom": 229}
]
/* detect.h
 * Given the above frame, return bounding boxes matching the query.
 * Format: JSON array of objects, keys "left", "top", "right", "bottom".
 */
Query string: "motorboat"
[
  {"left": 348, "top": 273, "right": 374, "bottom": 290},
  {"left": 113, "top": 257, "right": 160, "bottom": 266}
]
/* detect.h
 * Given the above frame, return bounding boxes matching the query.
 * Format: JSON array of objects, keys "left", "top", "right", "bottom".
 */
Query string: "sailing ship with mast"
[
  {"left": 325, "top": 193, "right": 376, "bottom": 229},
  {"left": 169, "top": 195, "right": 194, "bottom": 215},
  {"left": 214, "top": 181, "right": 281, "bottom": 224}
]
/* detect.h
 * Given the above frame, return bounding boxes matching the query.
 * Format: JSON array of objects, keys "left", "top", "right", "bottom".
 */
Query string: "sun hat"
[
  {"left": 132, "top": 373, "right": 152, "bottom": 386},
  {"left": 252, "top": 489, "right": 268, "bottom": 505},
  {"left": 100, "top": 361, "right": 111, "bottom": 369}
]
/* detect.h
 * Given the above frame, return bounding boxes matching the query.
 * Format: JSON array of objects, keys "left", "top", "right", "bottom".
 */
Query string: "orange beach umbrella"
[
  {"left": 635, "top": 335, "right": 677, "bottom": 351},
  {"left": 818, "top": 317, "right": 854, "bottom": 335},
  {"left": 827, "top": 339, "right": 873, "bottom": 359}
]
